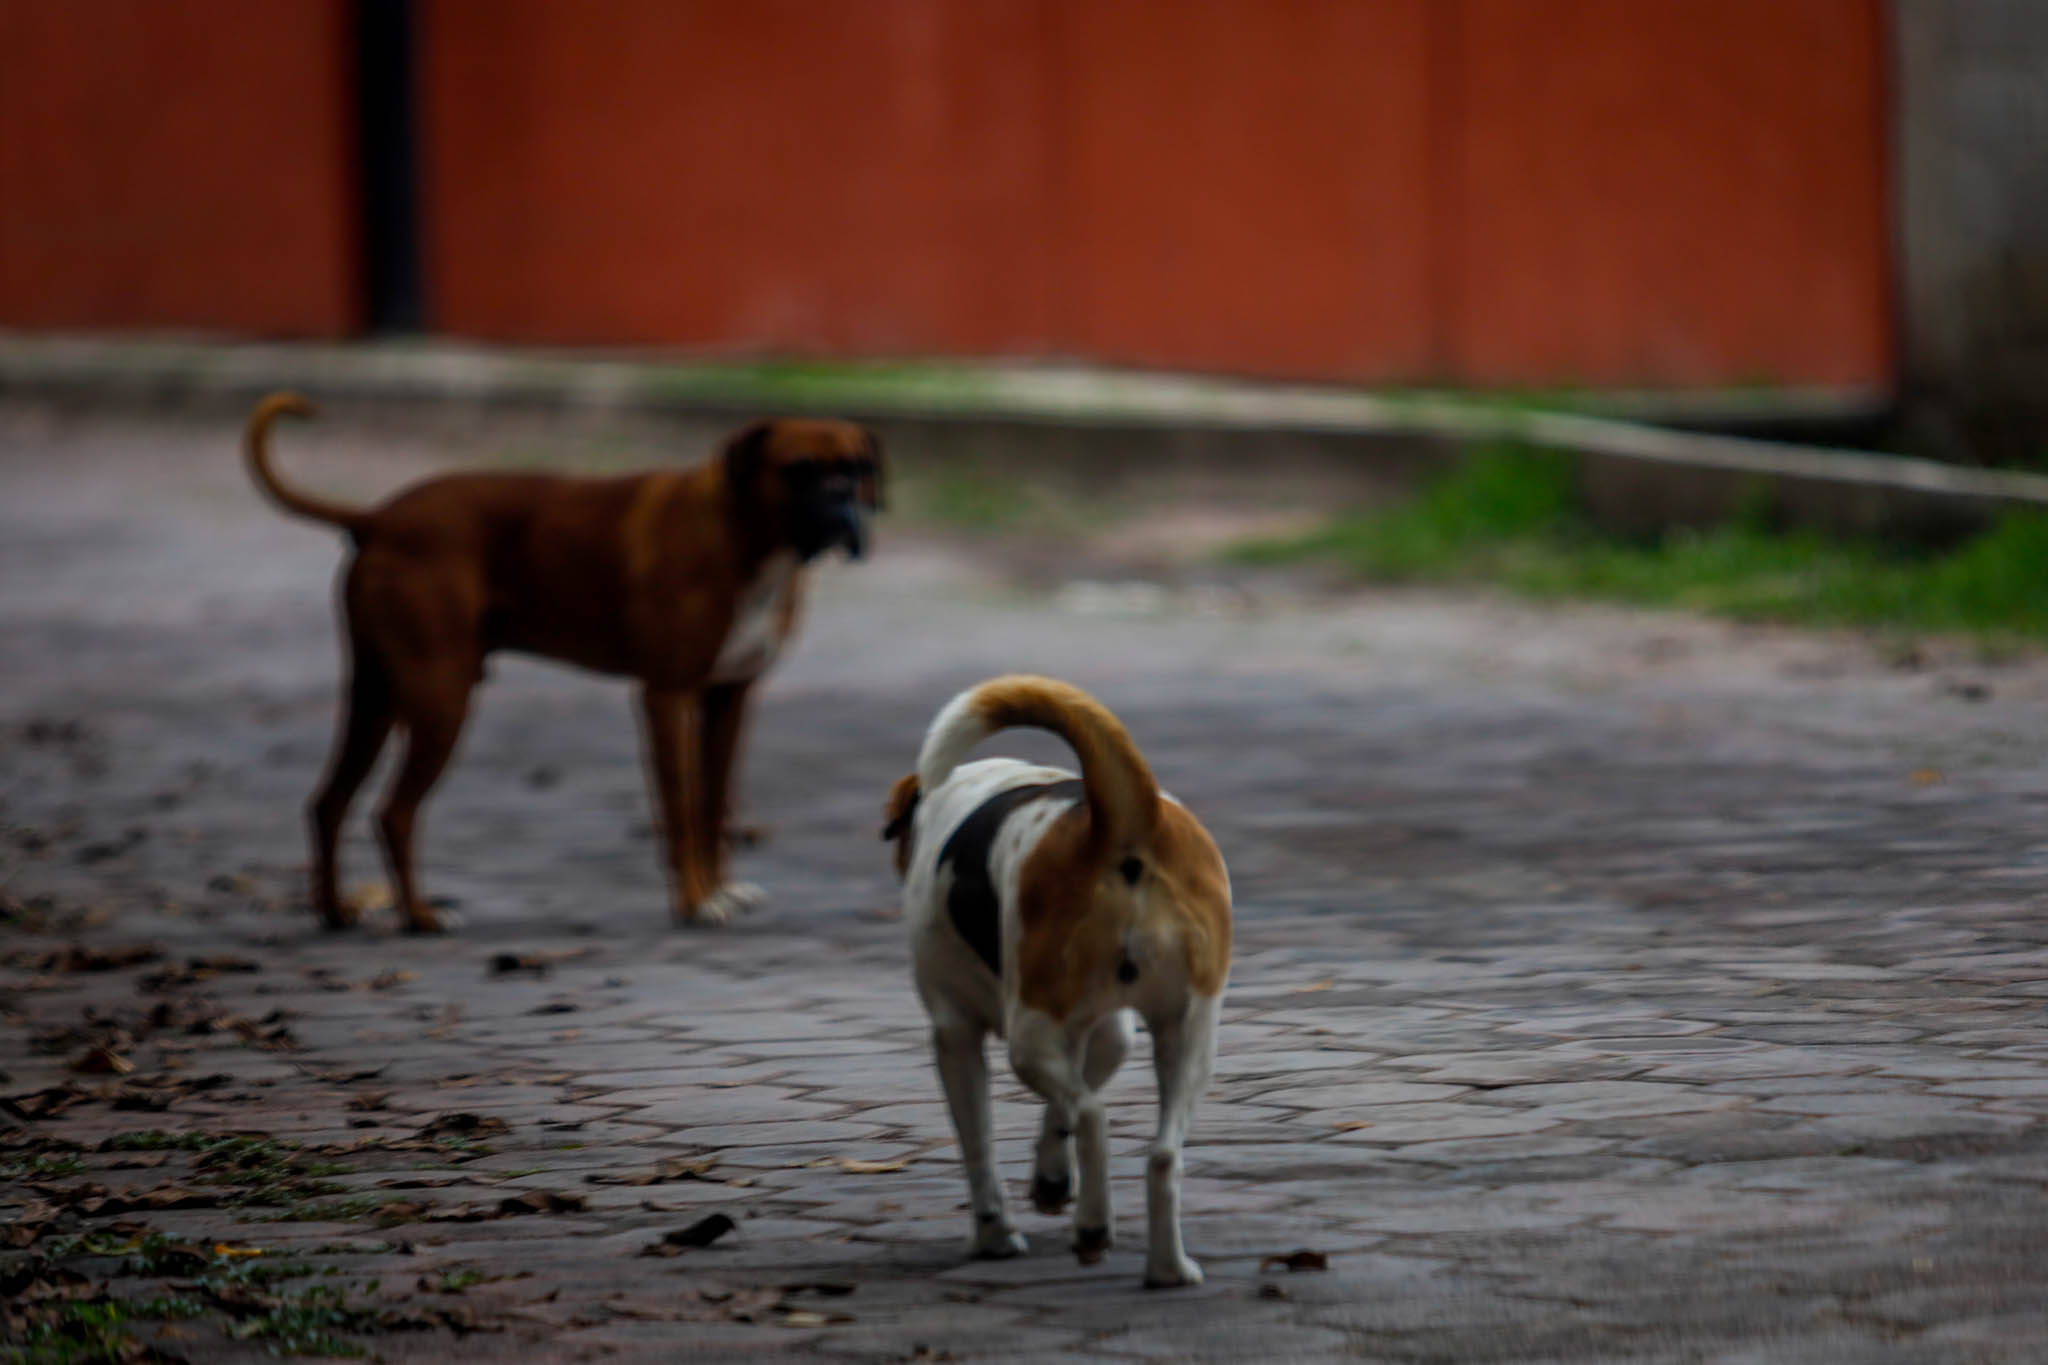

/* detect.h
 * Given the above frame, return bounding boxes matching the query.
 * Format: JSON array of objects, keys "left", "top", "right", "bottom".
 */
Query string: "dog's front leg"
[
  {"left": 1010, "top": 1012, "right": 1112, "bottom": 1264},
  {"left": 931, "top": 1017, "right": 1025, "bottom": 1259},
  {"left": 638, "top": 685, "right": 714, "bottom": 924},
  {"left": 1140, "top": 994, "right": 1219, "bottom": 1288},
  {"left": 693, "top": 680, "right": 764, "bottom": 919}
]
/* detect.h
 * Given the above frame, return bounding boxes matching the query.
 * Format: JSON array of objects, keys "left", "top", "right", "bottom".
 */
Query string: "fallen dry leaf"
[
  {"left": 417, "top": 1112, "right": 509, "bottom": 1140},
  {"left": 1295, "top": 979, "right": 1336, "bottom": 992},
  {"left": 1331, "top": 1120, "right": 1373, "bottom": 1131},
  {"left": 587, "top": 1155, "right": 717, "bottom": 1187},
  {"left": 4, "top": 1201, "right": 60, "bottom": 1248},
  {"left": 1260, "top": 1249, "right": 1330, "bottom": 1273},
  {"left": 499, "top": 1190, "right": 585, "bottom": 1216},
  {"left": 834, "top": 1157, "right": 910, "bottom": 1174},
  {"left": 658, "top": 1212, "right": 736, "bottom": 1250},
  {"left": 70, "top": 1044, "right": 134, "bottom": 1076}
]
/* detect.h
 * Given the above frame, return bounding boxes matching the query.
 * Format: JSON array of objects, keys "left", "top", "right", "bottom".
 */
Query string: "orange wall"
[
  {"left": 0, "top": 0, "right": 358, "bottom": 336},
  {"left": 423, "top": 0, "right": 1889, "bottom": 388},
  {"left": 1, "top": 0, "right": 1889, "bottom": 389},
  {"left": 1452, "top": 0, "right": 1891, "bottom": 388}
]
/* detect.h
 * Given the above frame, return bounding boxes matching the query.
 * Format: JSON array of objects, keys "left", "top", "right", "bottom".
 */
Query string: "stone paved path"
[{"left": 5, "top": 405, "right": 2048, "bottom": 1363}]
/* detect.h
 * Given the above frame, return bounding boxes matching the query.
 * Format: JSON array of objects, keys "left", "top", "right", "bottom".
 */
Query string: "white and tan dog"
[{"left": 883, "top": 675, "right": 1231, "bottom": 1287}]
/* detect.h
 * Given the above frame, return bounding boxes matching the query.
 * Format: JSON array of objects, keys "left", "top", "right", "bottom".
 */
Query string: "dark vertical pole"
[{"left": 357, "top": 0, "right": 423, "bottom": 332}]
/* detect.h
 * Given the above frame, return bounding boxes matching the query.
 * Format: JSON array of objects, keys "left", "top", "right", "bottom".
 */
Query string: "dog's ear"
[
  {"left": 721, "top": 421, "right": 774, "bottom": 502},
  {"left": 859, "top": 428, "right": 884, "bottom": 511},
  {"left": 881, "top": 772, "right": 920, "bottom": 876}
]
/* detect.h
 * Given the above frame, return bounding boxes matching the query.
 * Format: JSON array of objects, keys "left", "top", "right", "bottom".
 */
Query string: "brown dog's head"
[
  {"left": 881, "top": 772, "right": 920, "bottom": 878},
  {"left": 723, "top": 419, "right": 883, "bottom": 562}
]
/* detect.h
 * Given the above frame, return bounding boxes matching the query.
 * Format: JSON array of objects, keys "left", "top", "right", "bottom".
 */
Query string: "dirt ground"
[{"left": 6, "top": 401, "right": 2048, "bottom": 1363}]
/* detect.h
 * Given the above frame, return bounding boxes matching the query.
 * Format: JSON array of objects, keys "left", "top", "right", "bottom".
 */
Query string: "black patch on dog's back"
[{"left": 938, "top": 779, "right": 1084, "bottom": 975}]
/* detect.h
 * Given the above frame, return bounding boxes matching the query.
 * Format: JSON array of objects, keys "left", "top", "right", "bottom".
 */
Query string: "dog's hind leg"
[
  {"left": 309, "top": 651, "right": 395, "bottom": 929},
  {"left": 1031, "top": 1010, "right": 1131, "bottom": 1214},
  {"left": 1011, "top": 1014, "right": 1112, "bottom": 1264},
  {"left": 1140, "top": 994, "right": 1219, "bottom": 1288},
  {"left": 932, "top": 1016, "right": 1025, "bottom": 1258},
  {"left": 376, "top": 663, "right": 473, "bottom": 934}
]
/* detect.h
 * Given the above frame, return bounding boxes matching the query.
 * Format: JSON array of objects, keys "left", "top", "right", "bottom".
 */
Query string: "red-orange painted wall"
[
  {"left": 1451, "top": 0, "right": 1891, "bottom": 388},
  {"left": 1, "top": 0, "right": 1890, "bottom": 389},
  {"left": 0, "top": 0, "right": 360, "bottom": 337}
]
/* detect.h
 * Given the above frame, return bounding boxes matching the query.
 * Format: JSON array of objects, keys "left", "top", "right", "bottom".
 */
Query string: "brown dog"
[{"left": 244, "top": 393, "right": 880, "bottom": 933}]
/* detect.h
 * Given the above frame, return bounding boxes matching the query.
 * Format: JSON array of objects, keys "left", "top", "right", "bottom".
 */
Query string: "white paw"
[
  {"left": 971, "top": 1220, "right": 1028, "bottom": 1259},
  {"left": 1144, "top": 1254, "right": 1204, "bottom": 1288},
  {"left": 682, "top": 895, "right": 731, "bottom": 926},
  {"left": 720, "top": 881, "right": 767, "bottom": 911}
]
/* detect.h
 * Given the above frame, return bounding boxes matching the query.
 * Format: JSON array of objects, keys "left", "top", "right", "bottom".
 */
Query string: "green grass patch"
[
  {"left": 0, "top": 1152, "right": 87, "bottom": 1181},
  {"left": 8, "top": 1231, "right": 373, "bottom": 1362},
  {"left": 101, "top": 1131, "right": 350, "bottom": 1209},
  {"left": 1230, "top": 441, "right": 2048, "bottom": 640}
]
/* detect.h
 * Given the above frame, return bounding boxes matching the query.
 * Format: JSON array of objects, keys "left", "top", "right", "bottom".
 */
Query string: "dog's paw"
[
  {"left": 401, "top": 907, "right": 462, "bottom": 935},
  {"left": 1072, "top": 1224, "right": 1113, "bottom": 1265},
  {"left": 1143, "top": 1254, "right": 1204, "bottom": 1289},
  {"left": 720, "top": 881, "right": 767, "bottom": 911},
  {"left": 681, "top": 897, "right": 731, "bottom": 927},
  {"left": 971, "top": 1217, "right": 1027, "bottom": 1260},
  {"left": 1029, "top": 1170, "right": 1072, "bottom": 1214}
]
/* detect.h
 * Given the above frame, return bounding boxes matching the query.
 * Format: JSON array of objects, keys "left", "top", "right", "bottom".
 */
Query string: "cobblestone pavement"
[{"left": 6, "top": 406, "right": 2048, "bottom": 1363}]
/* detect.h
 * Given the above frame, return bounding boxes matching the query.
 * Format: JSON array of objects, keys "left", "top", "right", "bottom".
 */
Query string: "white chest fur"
[{"left": 708, "top": 551, "right": 797, "bottom": 683}]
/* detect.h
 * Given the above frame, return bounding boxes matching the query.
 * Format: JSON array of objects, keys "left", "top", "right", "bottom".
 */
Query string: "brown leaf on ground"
[
  {"left": 586, "top": 1154, "right": 717, "bottom": 1186},
  {"left": 7, "top": 1084, "right": 91, "bottom": 1118},
  {"left": 378, "top": 1302, "right": 495, "bottom": 1335},
  {"left": 70, "top": 1044, "right": 134, "bottom": 1075},
  {"left": 5, "top": 943, "right": 162, "bottom": 974},
  {"left": 499, "top": 1190, "right": 585, "bottom": 1215},
  {"left": 417, "top": 1112, "right": 509, "bottom": 1140},
  {"left": 345, "top": 1092, "right": 389, "bottom": 1112},
  {"left": 1260, "top": 1249, "right": 1330, "bottom": 1273},
  {"left": 370, "top": 969, "right": 414, "bottom": 990},
  {"left": 71, "top": 1184, "right": 219, "bottom": 1216},
  {"left": 658, "top": 1212, "right": 736, "bottom": 1250},
  {"left": 104, "top": 1152, "right": 170, "bottom": 1170},
  {"left": 4, "top": 1200, "right": 60, "bottom": 1247},
  {"left": 487, "top": 948, "right": 596, "bottom": 978}
]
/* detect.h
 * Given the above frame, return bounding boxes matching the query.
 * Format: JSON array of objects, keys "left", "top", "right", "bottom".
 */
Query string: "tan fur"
[
  {"left": 882, "top": 773, "right": 921, "bottom": 877},
  {"left": 967, "top": 676, "right": 1159, "bottom": 856},
  {"left": 1015, "top": 800, "right": 1230, "bottom": 1018}
]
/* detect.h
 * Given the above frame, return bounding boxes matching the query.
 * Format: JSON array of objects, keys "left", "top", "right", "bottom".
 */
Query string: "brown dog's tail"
[
  {"left": 244, "top": 392, "right": 364, "bottom": 532},
  {"left": 880, "top": 772, "right": 921, "bottom": 877},
  {"left": 916, "top": 675, "right": 1160, "bottom": 858}
]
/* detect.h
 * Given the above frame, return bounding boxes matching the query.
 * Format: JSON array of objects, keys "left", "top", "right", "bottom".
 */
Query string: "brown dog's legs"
[
  {"left": 308, "top": 654, "right": 396, "bottom": 929},
  {"left": 376, "top": 666, "right": 473, "bottom": 934},
  {"left": 639, "top": 685, "right": 710, "bottom": 922},
  {"left": 695, "top": 680, "right": 753, "bottom": 893}
]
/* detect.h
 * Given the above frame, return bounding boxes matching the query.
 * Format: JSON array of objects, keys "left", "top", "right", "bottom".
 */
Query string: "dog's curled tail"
[
  {"left": 244, "top": 392, "right": 364, "bottom": 532},
  {"left": 917, "top": 675, "right": 1159, "bottom": 856}
]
